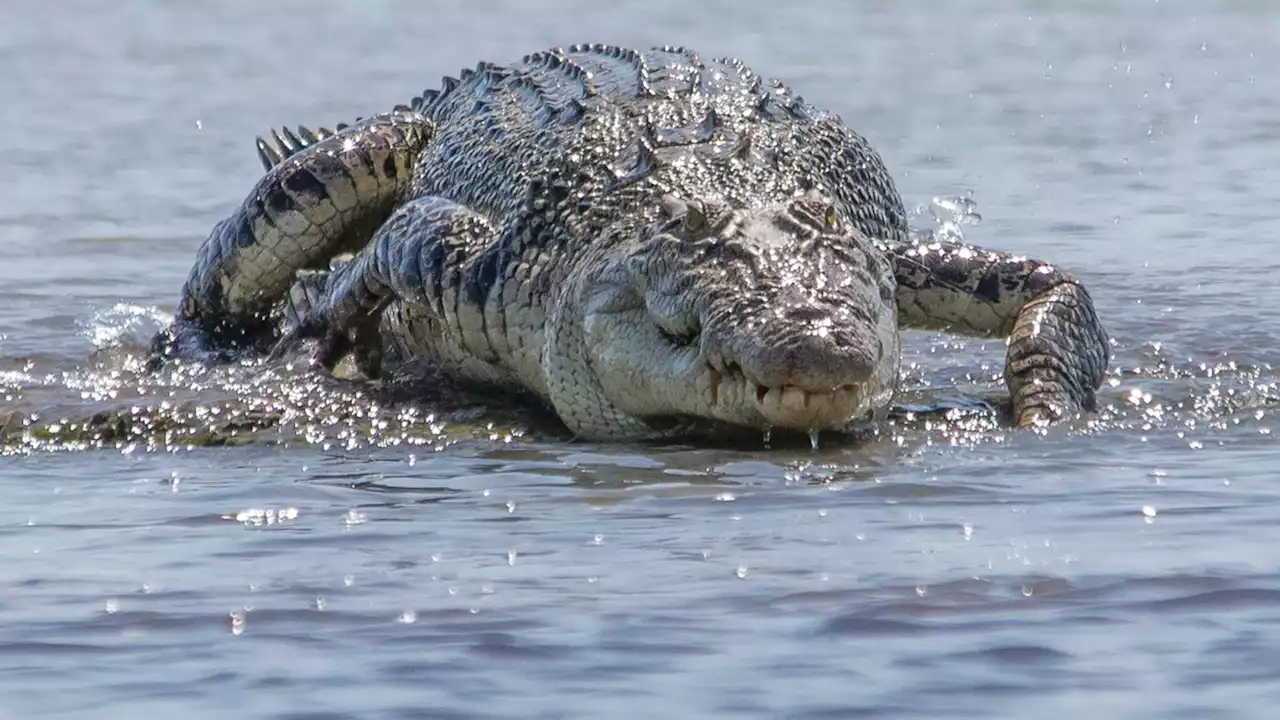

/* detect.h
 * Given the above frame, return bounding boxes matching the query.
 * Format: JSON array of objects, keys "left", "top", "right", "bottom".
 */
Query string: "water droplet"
[
  {"left": 1142, "top": 505, "right": 1158, "bottom": 522},
  {"left": 808, "top": 428, "right": 820, "bottom": 450},
  {"left": 508, "top": 549, "right": 517, "bottom": 566},
  {"left": 591, "top": 534, "right": 604, "bottom": 545},
  {"left": 762, "top": 426, "right": 772, "bottom": 446}
]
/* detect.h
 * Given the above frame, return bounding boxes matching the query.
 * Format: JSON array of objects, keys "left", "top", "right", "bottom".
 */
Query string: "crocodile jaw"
[{"left": 574, "top": 292, "right": 900, "bottom": 440}]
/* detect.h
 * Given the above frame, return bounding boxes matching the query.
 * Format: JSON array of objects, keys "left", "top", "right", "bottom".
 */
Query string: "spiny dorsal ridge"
[
  {"left": 279, "top": 126, "right": 304, "bottom": 151},
  {"left": 633, "top": 51, "right": 652, "bottom": 97},
  {"left": 657, "top": 45, "right": 700, "bottom": 66},
  {"left": 482, "top": 65, "right": 509, "bottom": 82},
  {"left": 255, "top": 122, "right": 331, "bottom": 172},
  {"left": 786, "top": 97, "right": 810, "bottom": 120},
  {"left": 255, "top": 136, "right": 282, "bottom": 172},
  {"left": 695, "top": 108, "right": 721, "bottom": 140},
  {"left": 415, "top": 89, "right": 440, "bottom": 112},
  {"left": 755, "top": 92, "right": 774, "bottom": 116}
]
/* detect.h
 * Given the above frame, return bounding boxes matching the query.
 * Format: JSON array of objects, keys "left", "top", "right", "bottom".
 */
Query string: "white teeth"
[
  {"left": 742, "top": 379, "right": 867, "bottom": 428},
  {"left": 780, "top": 386, "right": 806, "bottom": 412},
  {"left": 700, "top": 361, "right": 870, "bottom": 428}
]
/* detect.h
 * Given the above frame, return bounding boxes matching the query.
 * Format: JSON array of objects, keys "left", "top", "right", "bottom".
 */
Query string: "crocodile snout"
[{"left": 701, "top": 306, "right": 889, "bottom": 429}]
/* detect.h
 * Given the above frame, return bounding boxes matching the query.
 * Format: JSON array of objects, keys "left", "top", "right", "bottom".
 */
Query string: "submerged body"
[{"left": 151, "top": 44, "right": 1109, "bottom": 441}]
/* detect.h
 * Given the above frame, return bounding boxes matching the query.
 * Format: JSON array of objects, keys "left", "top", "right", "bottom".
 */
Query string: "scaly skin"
[
  {"left": 150, "top": 113, "right": 433, "bottom": 357},
  {"left": 153, "top": 44, "right": 1109, "bottom": 440}
]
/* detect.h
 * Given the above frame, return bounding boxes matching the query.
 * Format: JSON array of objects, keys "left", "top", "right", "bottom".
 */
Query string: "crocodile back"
[{"left": 410, "top": 44, "right": 909, "bottom": 249}]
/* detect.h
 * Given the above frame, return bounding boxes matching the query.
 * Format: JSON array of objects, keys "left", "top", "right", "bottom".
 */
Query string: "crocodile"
[{"left": 149, "top": 44, "right": 1110, "bottom": 442}]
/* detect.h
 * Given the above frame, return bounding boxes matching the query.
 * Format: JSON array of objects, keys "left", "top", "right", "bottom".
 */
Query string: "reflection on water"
[{"left": 3, "top": 1, "right": 1280, "bottom": 718}]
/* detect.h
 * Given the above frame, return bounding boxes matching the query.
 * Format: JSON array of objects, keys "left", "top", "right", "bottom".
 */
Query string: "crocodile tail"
[
  {"left": 255, "top": 105, "right": 414, "bottom": 172},
  {"left": 255, "top": 123, "right": 346, "bottom": 172}
]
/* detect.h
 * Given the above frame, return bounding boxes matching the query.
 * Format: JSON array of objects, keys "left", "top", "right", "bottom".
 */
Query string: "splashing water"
[
  {"left": 4, "top": 191, "right": 1276, "bottom": 456},
  {"left": 79, "top": 303, "right": 173, "bottom": 351},
  {"left": 908, "top": 193, "right": 984, "bottom": 244}
]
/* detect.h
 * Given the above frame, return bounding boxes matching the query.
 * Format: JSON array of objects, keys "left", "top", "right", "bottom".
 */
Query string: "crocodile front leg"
[
  {"left": 885, "top": 239, "right": 1110, "bottom": 427},
  {"left": 270, "top": 196, "right": 515, "bottom": 386},
  {"left": 151, "top": 111, "right": 433, "bottom": 361}
]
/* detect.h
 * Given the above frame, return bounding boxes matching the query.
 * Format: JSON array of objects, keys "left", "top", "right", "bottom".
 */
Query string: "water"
[{"left": 3, "top": 1, "right": 1280, "bottom": 717}]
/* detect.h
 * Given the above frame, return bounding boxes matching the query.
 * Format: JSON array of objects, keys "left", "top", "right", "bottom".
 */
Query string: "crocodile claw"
[{"left": 268, "top": 312, "right": 384, "bottom": 380}]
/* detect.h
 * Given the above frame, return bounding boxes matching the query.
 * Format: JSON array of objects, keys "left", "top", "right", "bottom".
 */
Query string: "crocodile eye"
[
  {"left": 824, "top": 204, "right": 839, "bottom": 230},
  {"left": 648, "top": 299, "right": 701, "bottom": 348}
]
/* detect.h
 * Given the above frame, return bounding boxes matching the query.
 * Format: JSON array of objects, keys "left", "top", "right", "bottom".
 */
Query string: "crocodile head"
[{"left": 560, "top": 189, "right": 901, "bottom": 440}]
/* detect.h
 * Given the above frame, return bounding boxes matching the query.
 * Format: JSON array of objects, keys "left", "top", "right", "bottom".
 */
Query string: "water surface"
[{"left": 3, "top": 2, "right": 1280, "bottom": 718}]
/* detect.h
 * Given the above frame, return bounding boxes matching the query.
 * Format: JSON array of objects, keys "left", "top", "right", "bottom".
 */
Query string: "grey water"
[{"left": 3, "top": 1, "right": 1280, "bottom": 717}]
